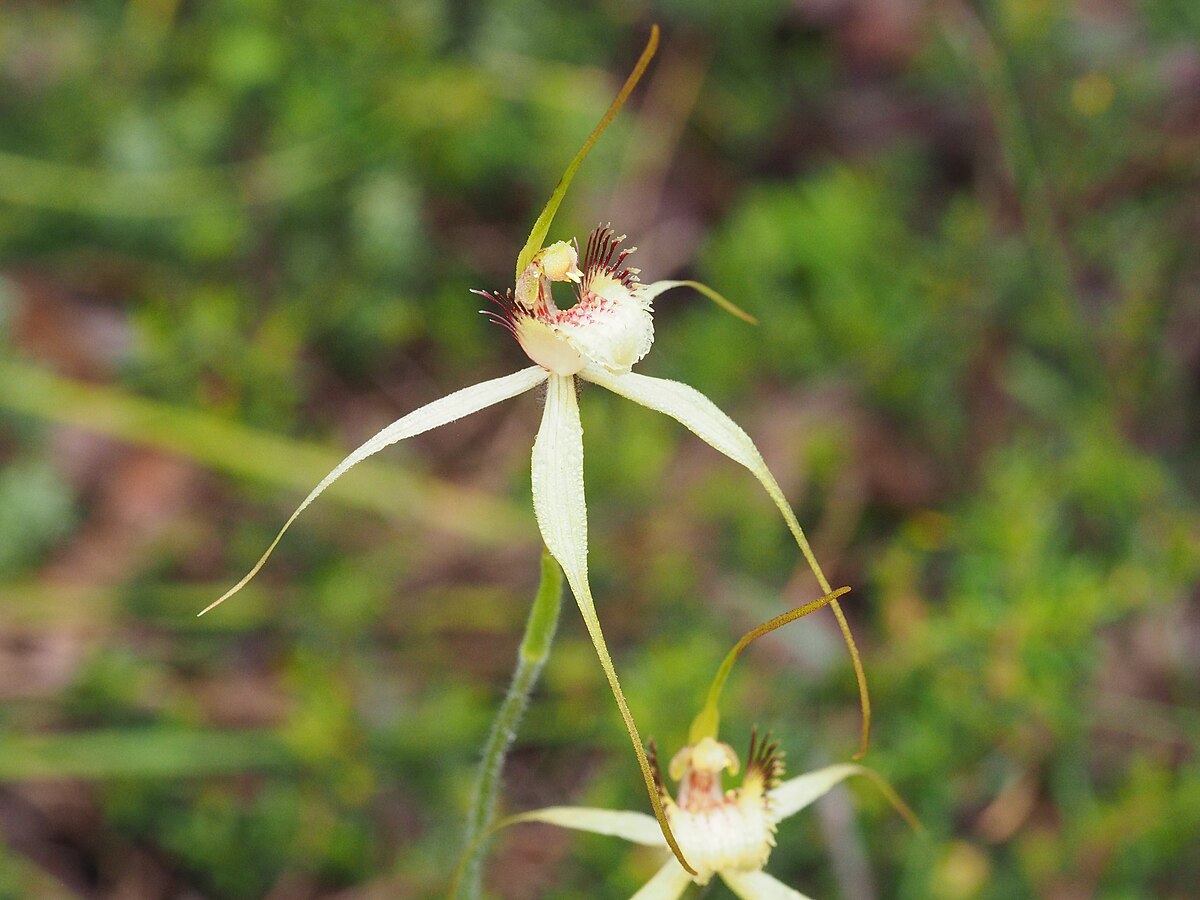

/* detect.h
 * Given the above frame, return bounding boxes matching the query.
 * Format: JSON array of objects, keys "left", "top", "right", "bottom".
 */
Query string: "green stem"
[{"left": 458, "top": 549, "right": 564, "bottom": 899}]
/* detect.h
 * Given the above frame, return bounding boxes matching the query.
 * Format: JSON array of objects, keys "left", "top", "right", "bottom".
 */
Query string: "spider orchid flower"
[
  {"left": 508, "top": 734, "right": 911, "bottom": 900},
  {"left": 477, "top": 593, "right": 918, "bottom": 900},
  {"left": 201, "top": 27, "right": 868, "bottom": 872}
]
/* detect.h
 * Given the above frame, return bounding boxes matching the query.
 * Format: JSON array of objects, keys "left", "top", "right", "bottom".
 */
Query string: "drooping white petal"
[
  {"left": 770, "top": 763, "right": 864, "bottom": 822},
  {"left": 505, "top": 806, "right": 666, "bottom": 847},
  {"left": 581, "top": 368, "right": 782, "bottom": 496},
  {"left": 721, "top": 869, "right": 816, "bottom": 900},
  {"left": 531, "top": 374, "right": 694, "bottom": 874},
  {"left": 531, "top": 374, "right": 590, "bottom": 612},
  {"left": 630, "top": 860, "right": 693, "bottom": 900},
  {"left": 200, "top": 365, "right": 549, "bottom": 615},
  {"left": 580, "top": 367, "right": 823, "bottom": 585},
  {"left": 581, "top": 366, "right": 870, "bottom": 754}
]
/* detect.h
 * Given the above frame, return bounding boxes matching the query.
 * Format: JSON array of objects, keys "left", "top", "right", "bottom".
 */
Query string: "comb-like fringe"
[
  {"left": 581, "top": 224, "right": 640, "bottom": 291},
  {"left": 478, "top": 223, "right": 643, "bottom": 344},
  {"left": 746, "top": 727, "right": 784, "bottom": 792},
  {"left": 471, "top": 288, "right": 520, "bottom": 337}
]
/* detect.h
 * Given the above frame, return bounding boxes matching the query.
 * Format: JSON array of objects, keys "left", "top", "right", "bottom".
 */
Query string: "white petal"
[
  {"left": 581, "top": 366, "right": 870, "bottom": 754},
  {"left": 639, "top": 279, "right": 756, "bottom": 324},
  {"left": 581, "top": 368, "right": 777, "bottom": 489},
  {"left": 580, "top": 368, "right": 812, "bottom": 574},
  {"left": 506, "top": 807, "right": 666, "bottom": 846},
  {"left": 200, "top": 365, "right": 548, "bottom": 615},
  {"left": 531, "top": 374, "right": 693, "bottom": 872},
  {"left": 721, "top": 869, "right": 815, "bottom": 900},
  {"left": 770, "top": 763, "right": 864, "bottom": 821},
  {"left": 531, "top": 374, "right": 590, "bottom": 611},
  {"left": 639, "top": 280, "right": 691, "bottom": 302},
  {"left": 630, "top": 860, "right": 693, "bottom": 900}
]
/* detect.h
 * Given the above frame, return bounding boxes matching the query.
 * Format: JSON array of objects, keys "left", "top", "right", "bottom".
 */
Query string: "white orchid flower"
[
  {"left": 201, "top": 27, "right": 869, "bottom": 873},
  {"left": 478, "top": 593, "right": 917, "bottom": 900},
  {"left": 509, "top": 733, "right": 912, "bottom": 900}
]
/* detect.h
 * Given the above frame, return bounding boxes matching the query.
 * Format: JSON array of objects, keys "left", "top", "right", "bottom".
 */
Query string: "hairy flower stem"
[{"left": 458, "top": 549, "right": 564, "bottom": 899}]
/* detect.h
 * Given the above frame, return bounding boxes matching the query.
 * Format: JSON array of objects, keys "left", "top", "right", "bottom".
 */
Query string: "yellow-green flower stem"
[
  {"left": 687, "top": 587, "right": 852, "bottom": 746},
  {"left": 457, "top": 550, "right": 564, "bottom": 900}
]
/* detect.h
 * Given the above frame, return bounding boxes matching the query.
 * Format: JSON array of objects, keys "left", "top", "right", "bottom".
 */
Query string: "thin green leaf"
[{"left": 0, "top": 729, "right": 289, "bottom": 781}]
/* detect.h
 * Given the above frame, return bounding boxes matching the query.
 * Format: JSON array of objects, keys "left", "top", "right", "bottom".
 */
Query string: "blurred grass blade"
[
  {"left": 0, "top": 729, "right": 290, "bottom": 780},
  {"left": 0, "top": 359, "right": 524, "bottom": 543},
  {"left": 514, "top": 25, "right": 660, "bottom": 280}
]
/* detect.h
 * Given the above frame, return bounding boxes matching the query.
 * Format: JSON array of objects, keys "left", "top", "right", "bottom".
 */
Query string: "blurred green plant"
[{"left": 1, "top": 1, "right": 1197, "bottom": 897}]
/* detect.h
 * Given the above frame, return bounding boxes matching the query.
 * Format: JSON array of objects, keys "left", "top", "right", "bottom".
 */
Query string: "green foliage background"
[{"left": 1, "top": 1, "right": 1197, "bottom": 898}]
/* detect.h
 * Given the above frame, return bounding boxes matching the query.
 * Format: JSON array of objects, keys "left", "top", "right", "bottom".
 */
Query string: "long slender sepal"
[
  {"left": 582, "top": 367, "right": 871, "bottom": 757},
  {"left": 688, "top": 587, "right": 851, "bottom": 745},
  {"left": 721, "top": 870, "right": 815, "bottom": 900},
  {"left": 641, "top": 279, "right": 758, "bottom": 325},
  {"left": 498, "top": 806, "right": 665, "bottom": 846},
  {"left": 447, "top": 802, "right": 667, "bottom": 899},
  {"left": 458, "top": 549, "right": 564, "bottom": 899},
  {"left": 630, "top": 861, "right": 693, "bottom": 900},
  {"left": 200, "top": 366, "right": 548, "bottom": 616},
  {"left": 770, "top": 763, "right": 922, "bottom": 832},
  {"left": 771, "top": 763, "right": 864, "bottom": 820},
  {"left": 530, "top": 374, "right": 696, "bottom": 874},
  {"left": 514, "top": 26, "right": 660, "bottom": 280}
]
